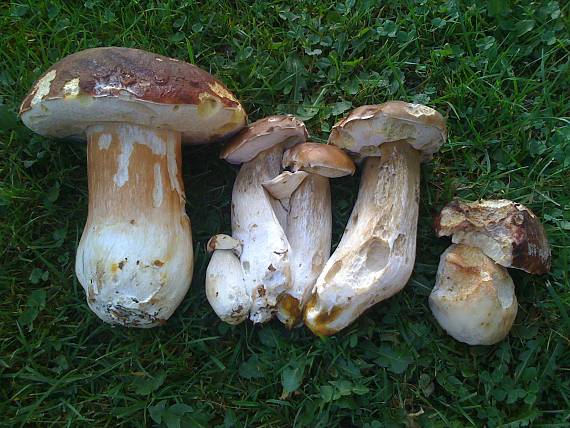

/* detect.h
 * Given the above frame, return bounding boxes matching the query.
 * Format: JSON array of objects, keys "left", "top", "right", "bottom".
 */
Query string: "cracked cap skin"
[{"left": 20, "top": 47, "right": 247, "bottom": 144}]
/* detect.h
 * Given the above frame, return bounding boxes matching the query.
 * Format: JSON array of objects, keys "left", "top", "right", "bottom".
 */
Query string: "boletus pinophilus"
[
  {"left": 20, "top": 47, "right": 246, "bottom": 327},
  {"left": 429, "top": 199, "right": 551, "bottom": 345},
  {"left": 304, "top": 101, "right": 447, "bottom": 335},
  {"left": 263, "top": 143, "right": 356, "bottom": 328},
  {"left": 208, "top": 116, "right": 308, "bottom": 324}
]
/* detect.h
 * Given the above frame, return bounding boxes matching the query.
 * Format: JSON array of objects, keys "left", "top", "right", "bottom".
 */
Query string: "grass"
[{"left": 1, "top": 0, "right": 569, "bottom": 426}]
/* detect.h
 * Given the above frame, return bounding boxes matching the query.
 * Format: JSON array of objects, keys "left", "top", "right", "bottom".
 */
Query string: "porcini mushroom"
[
  {"left": 219, "top": 116, "right": 308, "bottom": 323},
  {"left": 429, "top": 199, "right": 550, "bottom": 345},
  {"left": 205, "top": 234, "right": 250, "bottom": 325},
  {"left": 304, "top": 102, "right": 447, "bottom": 335},
  {"left": 19, "top": 47, "right": 246, "bottom": 327},
  {"left": 428, "top": 244, "right": 518, "bottom": 345},
  {"left": 435, "top": 199, "right": 551, "bottom": 274},
  {"left": 263, "top": 143, "right": 355, "bottom": 328}
]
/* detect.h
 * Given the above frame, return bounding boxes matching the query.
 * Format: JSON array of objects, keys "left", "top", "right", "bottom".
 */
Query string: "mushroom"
[
  {"left": 19, "top": 47, "right": 246, "bottom": 327},
  {"left": 263, "top": 143, "right": 355, "bottom": 328},
  {"left": 219, "top": 116, "right": 308, "bottom": 323},
  {"left": 434, "top": 199, "right": 551, "bottom": 274},
  {"left": 304, "top": 102, "right": 447, "bottom": 335},
  {"left": 205, "top": 234, "right": 250, "bottom": 325},
  {"left": 429, "top": 199, "right": 551, "bottom": 345},
  {"left": 428, "top": 244, "right": 518, "bottom": 345}
]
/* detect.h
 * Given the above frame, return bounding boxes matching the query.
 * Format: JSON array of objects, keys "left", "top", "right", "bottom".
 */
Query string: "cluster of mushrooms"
[{"left": 20, "top": 47, "right": 551, "bottom": 342}]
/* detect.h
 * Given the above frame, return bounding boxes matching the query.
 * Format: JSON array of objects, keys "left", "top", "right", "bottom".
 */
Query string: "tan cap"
[
  {"left": 221, "top": 115, "right": 307, "bottom": 164},
  {"left": 329, "top": 101, "right": 447, "bottom": 161},
  {"left": 435, "top": 199, "right": 551, "bottom": 275},
  {"left": 19, "top": 47, "right": 247, "bottom": 144},
  {"left": 282, "top": 142, "right": 355, "bottom": 178}
]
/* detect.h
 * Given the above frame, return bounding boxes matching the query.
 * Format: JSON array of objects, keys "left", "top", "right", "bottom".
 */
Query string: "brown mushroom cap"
[
  {"left": 329, "top": 101, "right": 447, "bottom": 161},
  {"left": 19, "top": 47, "right": 247, "bottom": 144},
  {"left": 282, "top": 142, "right": 356, "bottom": 178},
  {"left": 220, "top": 115, "right": 308, "bottom": 164},
  {"left": 435, "top": 199, "right": 551, "bottom": 275}
]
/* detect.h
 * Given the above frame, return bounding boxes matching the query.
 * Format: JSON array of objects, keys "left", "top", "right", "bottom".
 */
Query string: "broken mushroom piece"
[
  {"left": 265, "top": 143, "right": 355, "bottom": 328},
  {"left": 220, "top": 116, "right": 308, "bottom": 323},
  {"left": 304, "top": 102, "right": 447, "bottom": 335},
  {"left": 205, "top": 234, "right": 250, "bottom": 325},
  {"left": 20, "top": 47, "right": 246, "bottom": 327},
  {"left": 435, "top": 199, "right": 551, "bottom": 274},
  {"left": 429, "top": 244, "right": 518, "bottom": 345}
]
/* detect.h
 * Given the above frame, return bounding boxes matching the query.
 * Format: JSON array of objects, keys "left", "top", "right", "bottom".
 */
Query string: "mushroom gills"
[{"left": 304, "top": 141, "right": 420, "bottom": 335}]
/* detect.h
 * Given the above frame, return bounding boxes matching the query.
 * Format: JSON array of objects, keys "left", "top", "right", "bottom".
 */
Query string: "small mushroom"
[
  {"left": 428, "top": 244, "right": 518, "bottom": 345},
  {"left": 219, "top": 116, "right": 308, "bottom": 323},
  {"left": 205, "top": 234, "right": 250, "bottom": 325},
  {"left": 435, "top": 199, "right": 551, "bottom": 274},
  {"left": 19, "top": 47, "right": 246, "bottom": 327},
  {"left": 264, "top": 143, "right": 355, "bottom": 328},
  {"left": 429, "top": 199, "right": 550, "bottom": 345},
  {"left": 304, "top": 102, "right": 447, "bottom": 335}
]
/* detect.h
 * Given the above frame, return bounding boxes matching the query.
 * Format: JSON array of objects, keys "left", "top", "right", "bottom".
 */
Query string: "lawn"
[{"left": 1, "top": 0, "right": 569, "bottom": 426}]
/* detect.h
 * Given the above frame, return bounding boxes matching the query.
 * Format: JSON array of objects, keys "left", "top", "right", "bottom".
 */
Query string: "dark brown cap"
[
  {"left": 19, "top": 47, "right": 247, "bottom": 144},
  {"left": 282, "top": 142, "right": 355, "bottom": 178},
  {"left": 329, "top": 101, "right": 447, "bottom": 161},
  {"left": 435, "top": 199, "right": 551, "bottom": 275},
  {"left": 221, "top": 115, "right": 307, "bottom": 164}
]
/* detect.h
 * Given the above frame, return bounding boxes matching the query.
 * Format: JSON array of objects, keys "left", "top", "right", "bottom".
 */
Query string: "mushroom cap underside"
[
  {"left": 221, "top": 115, "right": 308, "bottom": 164},
  {"left": 329, "top": 101, "right": 447, "bottom": 160},
  {"left": 282, "top": 142, "right": 356, "bottom": 178}
]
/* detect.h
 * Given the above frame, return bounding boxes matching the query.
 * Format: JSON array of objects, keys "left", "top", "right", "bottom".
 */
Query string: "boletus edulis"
[
  {"left": 19, "top": 47, "right": 246, "bottom": 327},
  {"left": 211, "top": 115, "right": 308, "bottom": 324},
  {"left": 304, "top": 101, "right": 447, "bottom": 335},
  {"left": 430, "top": 199, "right": 551, "bottom": 345},
  {"left": 263, "top": 143, "right": 355, "bottom": 328}
]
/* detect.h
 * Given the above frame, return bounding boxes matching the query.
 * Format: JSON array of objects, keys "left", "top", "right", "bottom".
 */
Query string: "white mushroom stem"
[
  {"left": 429, "top": 244, "right": 518, "bottom": 345},
  {"left": 305, "top": 141, "right": 420, "bottom": 335},
  {"left": 205, "top": 235, "right": 250, "bottom": 324},
  {"left": 276, "top": 173, "right": 332, "bottom": 328},
  {"left": 232, "top": 144, "right": 291, "bottom": 323},
  {"left": 75, "top": 122, "right": 193, "bottom": 327}
]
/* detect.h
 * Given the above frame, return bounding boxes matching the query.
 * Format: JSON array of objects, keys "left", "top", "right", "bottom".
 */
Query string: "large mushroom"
[
  {"left": 429, "top": 199, "right": 551, "bottom": 345},
  {"left": 215, "top": 116, "right": 308, "bottom": 323},
  {"left": 263, "top": 143, "right": 355, "bottom": 328},
  {"left": 19, "top": 47, "right": 246, "bottom": 327},
  {"left": 304, "top": 102, "right": 447, "bottom": 335}
]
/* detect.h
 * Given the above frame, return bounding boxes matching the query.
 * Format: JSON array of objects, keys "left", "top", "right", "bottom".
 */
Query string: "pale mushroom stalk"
[
  {"left": 76, "top": 123, "right": 192, "bottom": 326},
  {"left": 205, "top": 234, "right": 250, "bottom": 324},
  {"left": 429, "top": 244, "right": 518, "bottom": 345},
  {"left": 277, "top": 173, "right": 331, "bottom": 328},
  {"left": 232, "top": 144, "right": 292, "bottom": 323},
  {"left": 303, "top": 102, "right": 447, "bottom": 335},
  {"left": 305, "top": 141, "right": 420, "bottom": 335}
]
